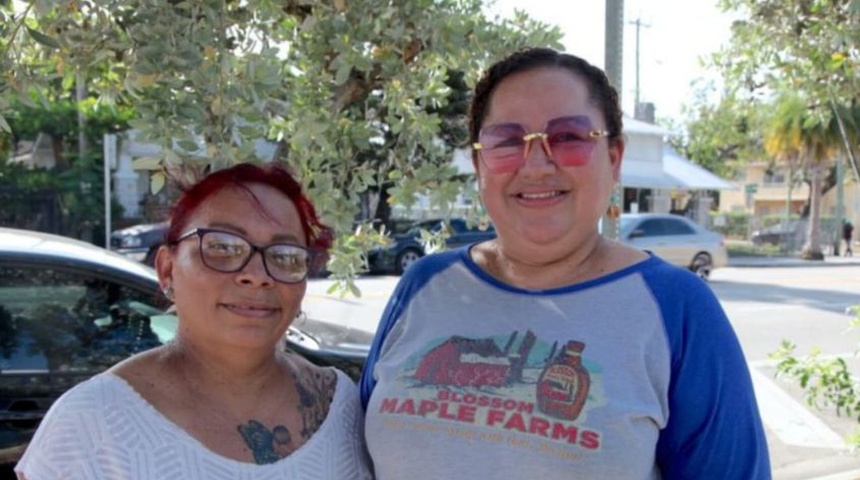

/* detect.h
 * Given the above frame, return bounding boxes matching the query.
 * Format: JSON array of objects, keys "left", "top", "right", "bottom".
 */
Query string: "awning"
[
  {"left": 622, "top": 158, "right": 686, "bottom": 189},
  {"left": 663, "top": 146, "right": 736, "bottom": 190}
]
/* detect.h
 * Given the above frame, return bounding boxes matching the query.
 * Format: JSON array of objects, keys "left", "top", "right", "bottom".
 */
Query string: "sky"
[{"left": 486, "top": 0, "right": 739, "bottom": 123}]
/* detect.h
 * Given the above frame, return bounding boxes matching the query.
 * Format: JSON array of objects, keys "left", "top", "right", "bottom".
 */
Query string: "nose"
[
  {"left": 236, "top": 250, "right": 274, "bottom": 287},
  {"left": 521, "top": 133, "right": 555, "bottom": 172}
]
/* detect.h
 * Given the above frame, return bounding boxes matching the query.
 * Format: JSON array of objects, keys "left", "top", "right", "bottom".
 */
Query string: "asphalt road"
[{"left": 304, "top": 261, "right": 860, "bottom": 480}]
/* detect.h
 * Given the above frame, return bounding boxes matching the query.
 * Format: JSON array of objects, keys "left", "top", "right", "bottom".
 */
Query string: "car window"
[
  {"left": 0, "top": 265, "right": 171, "bottom": 375},
  {"left": 448, "top": 219, "right": 467, "bottom": 233},
  {"left": 407, "top": 220, "right": 439, "bottom": 235},
  {"left": 662, "top": 218, "right": 696, "bottom": 236},
  {"left": 635, "top": 219, "right": 664, "bottom": 237},
  {"left": 635, "top": 218, "right": 695, "bottom": 237}
]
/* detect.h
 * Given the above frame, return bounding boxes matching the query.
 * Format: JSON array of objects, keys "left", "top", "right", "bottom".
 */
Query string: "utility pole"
[
  {"left": 603, "top": 0, "right": 624, "bottom": 239},
  {"left": 628, "top": 17, "right": 650, "bottom": 109},
  {"left": 605, "top": 0, "right": 624, "bottom": 93}
]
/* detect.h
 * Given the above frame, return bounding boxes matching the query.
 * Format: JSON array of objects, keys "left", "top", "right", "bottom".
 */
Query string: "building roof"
[
  {"left": 621, "top": 159, "right": 687, "bottom": 189},
  {"left": 623, "top": 116, "right": 670, "bottom": 136},
  {"left": 662, "top": 146, "right": 736, "bottom": 191}
]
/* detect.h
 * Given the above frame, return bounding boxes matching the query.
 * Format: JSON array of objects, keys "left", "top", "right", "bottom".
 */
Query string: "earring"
[
  {"left": 162, "top": 285, "right": 175, "bottom": 301},
  {"left": 606, "top": 186, "right": 621, "bottom": 219}
]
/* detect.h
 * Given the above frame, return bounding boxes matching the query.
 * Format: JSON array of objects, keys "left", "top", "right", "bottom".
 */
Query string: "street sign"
[{"left": 745, "top": 183, "right": 758, "bottom": 194}]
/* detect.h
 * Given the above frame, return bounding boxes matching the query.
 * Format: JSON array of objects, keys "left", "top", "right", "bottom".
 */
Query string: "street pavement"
[{"left": 304, "top": 253, "right": 860, "bottom": 479}]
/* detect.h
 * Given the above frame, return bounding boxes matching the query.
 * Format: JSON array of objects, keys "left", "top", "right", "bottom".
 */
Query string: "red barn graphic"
[{"left": 414, "top": 331, "right": 536, "bottom": 387}]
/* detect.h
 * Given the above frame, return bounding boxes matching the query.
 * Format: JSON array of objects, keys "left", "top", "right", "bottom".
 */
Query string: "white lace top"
[{"left": 16, "top": 369, "right": 372, "bottom": 480}]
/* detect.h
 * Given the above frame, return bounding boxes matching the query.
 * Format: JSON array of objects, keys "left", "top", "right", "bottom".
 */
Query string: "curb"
[
  {"left": 727, "top": 257, "right": 860, "bottom": 268},
  {"left": 809, "top": 470, "right": 860, "bottom": 480}
]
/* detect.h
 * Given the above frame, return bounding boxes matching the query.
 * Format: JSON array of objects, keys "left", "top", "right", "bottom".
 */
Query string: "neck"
[
  {"left": 163, "top": 337, "right": 286, "bottom": 394},
  {"left": 159, "top": 340, "right": 298, "bottom": 424},
  {"left": 479, "top": 235, "right": 608, "bottom": 290}
]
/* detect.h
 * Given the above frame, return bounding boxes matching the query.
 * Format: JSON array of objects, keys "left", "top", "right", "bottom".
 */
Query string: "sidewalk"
[{"left": 728, "top": 254, "right": 860, "bottom": 268}]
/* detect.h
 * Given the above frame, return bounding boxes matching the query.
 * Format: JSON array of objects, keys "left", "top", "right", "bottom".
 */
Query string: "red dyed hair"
[{"left": 165, "top": 163, "right": 333, "bottom": 254}]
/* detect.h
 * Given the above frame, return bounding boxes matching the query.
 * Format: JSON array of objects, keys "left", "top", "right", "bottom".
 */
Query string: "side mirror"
[{"left": 628, "top": 229, "right": 646, "bottom": 239}]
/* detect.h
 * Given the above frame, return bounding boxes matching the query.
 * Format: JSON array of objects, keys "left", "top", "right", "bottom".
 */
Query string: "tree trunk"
[
  {"left": 801, "top": 162, "right": 825, "bottom": 260},
  {"left": 374, "top": 184, "right": 393, "bottom": 226}
]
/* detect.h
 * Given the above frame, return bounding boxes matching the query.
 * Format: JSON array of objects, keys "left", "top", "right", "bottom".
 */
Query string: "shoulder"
[
  {"left": 406, "top": 247, "right": 464, "bottom": 279},
  {"left": 109, "top": 345, "right": 168, "bottom": 382},
  {"left": 598, "top": 240, "right": 651, "bottom": 275},
  {"left": 109, "top": 345, "right": 190, "bottom": 408},
  {"left": 383, "top": 248, "right": 470, "bottom": 311},
  {"left": 283, "top": 351, "right": 340, "bottom": 399},
  {"left": 46, "top": 372, "right": 126, "bottom": 413},
  {"left": 636, "top": 254, "right": 715, "bottom": 301}
]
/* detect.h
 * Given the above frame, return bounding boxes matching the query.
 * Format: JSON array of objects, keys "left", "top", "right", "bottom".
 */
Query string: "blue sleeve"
[
  {"left": 358, "top": 275, "right": 409, "bottom": 409},
  {"left": 646, "top": 265, "right": 771, "bottom": 479},
  {"left": 359, "top": 251, "right": 459, "bottom": 409}
]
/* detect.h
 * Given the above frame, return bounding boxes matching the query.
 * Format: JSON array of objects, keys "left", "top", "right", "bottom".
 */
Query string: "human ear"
[
  {"left": 154, "top": 245, "right": 175, "bottom": 291},
  {"left": 608, "top": 137, "right": 625, "bottom": 183}
]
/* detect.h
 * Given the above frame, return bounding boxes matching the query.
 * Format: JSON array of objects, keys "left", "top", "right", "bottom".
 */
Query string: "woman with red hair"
[{"left": 17, "top": 163, "right": 372, "bottom": 479}]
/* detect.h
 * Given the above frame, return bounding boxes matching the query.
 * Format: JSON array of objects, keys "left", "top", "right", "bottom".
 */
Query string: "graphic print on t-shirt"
[{"left": 375, "top": 329, "right": 606, "bottom": 452}]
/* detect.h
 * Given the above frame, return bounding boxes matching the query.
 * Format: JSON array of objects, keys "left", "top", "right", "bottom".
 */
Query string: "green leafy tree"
[
  {"left": 1, "top": 1, "right": 561, "bottom": 287},
  {"left": 715, "top": 0, "right": 860, "bottom": 112},
  {"left": 714, "top": 0, "right": 860, "bottom": 256},
  {"left": 1, "top": 95, "right": 133, "bottom": 242},
  {"left": 666, "top": 84, "right": 765, "bottom": 180}
]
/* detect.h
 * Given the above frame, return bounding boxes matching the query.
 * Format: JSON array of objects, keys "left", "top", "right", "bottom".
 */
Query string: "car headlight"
[{"left": 120, "top": 236, "right": 143, "bottom": 248}]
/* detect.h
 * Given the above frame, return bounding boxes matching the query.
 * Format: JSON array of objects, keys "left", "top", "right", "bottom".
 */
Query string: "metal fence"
[{"left": 0, "top": 188, "right": 63, "bottom": 235}]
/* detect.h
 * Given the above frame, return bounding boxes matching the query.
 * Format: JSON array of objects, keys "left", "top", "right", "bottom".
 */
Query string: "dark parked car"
[
  {"left": 366, "top": 218, "right": 496, "bottom": 274},
  {"left": 0, "top": 227, "right": 367, "bottom": 475},
  {"left": 750, "top": 219, "right": 806, "bottom": 247},
  {"left": 109, "top": 221, "right": 168, "bottom": 266}
]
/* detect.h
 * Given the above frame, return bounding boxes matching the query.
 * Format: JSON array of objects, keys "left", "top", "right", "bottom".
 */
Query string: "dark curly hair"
[{"left": 469, "top": 47, "right": 623, "bottom": 160}]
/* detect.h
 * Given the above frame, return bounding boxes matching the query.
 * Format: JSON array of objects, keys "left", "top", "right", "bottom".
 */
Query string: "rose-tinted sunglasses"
[{"left": 472, "top": 115, "right": 609, "bottom": 174}]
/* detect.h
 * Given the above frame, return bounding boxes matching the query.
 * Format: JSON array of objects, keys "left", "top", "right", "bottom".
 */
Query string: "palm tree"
[{"left": 764, "top": 94, "right": 839, "bottom": 260}]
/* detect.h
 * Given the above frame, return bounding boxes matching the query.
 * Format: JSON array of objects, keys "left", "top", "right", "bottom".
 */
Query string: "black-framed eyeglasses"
[
  {"left": 472, "top": 115, "right": 609, "bottom": 174},
  {"left": 174, "top": 228, "right": 312, "bottom": 284}
]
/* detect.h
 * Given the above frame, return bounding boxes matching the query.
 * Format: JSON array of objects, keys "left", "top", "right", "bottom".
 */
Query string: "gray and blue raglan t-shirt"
[{"left": 360, "top": 247, "right": 770, "bottom": 480}]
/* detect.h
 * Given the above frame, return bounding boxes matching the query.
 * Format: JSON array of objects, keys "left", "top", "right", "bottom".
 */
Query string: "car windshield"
[{"left": 406, "top": 220, "right": 443, "bottom": 236}]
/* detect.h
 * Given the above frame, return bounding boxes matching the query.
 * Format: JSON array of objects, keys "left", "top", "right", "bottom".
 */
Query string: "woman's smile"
[{"left": 219, "top": 301, "right": 281, "bottom": 318}]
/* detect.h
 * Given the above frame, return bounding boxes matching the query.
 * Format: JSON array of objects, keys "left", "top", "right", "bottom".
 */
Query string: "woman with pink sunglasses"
[{"left": 360, "top": 47, "right": 770, "bottom": 479}]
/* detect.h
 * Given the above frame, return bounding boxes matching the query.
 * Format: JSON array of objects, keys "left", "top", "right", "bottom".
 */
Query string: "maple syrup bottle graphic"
[{"left": 536, "top": 341, "right": 590, "bottom": 421}]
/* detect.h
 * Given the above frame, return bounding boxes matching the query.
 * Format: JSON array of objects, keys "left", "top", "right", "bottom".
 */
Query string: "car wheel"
[
  {"left": 690, "top": 253, "right": 712, "bottom": 280},
  {"left": 395, "top": 248, "right": 423, "bottom": 275}
]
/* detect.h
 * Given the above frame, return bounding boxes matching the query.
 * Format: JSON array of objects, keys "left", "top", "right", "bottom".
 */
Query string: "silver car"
[{"left": 619, "top": 213, "right": 728, "bottom": 280}]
